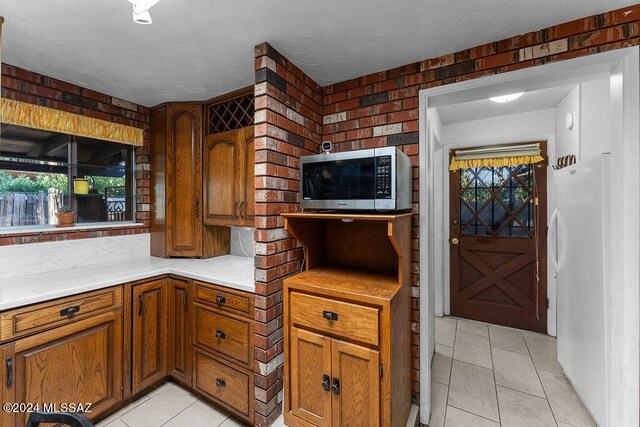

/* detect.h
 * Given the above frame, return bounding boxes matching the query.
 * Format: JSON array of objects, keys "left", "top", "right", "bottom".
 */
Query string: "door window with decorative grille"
[{"left": 459, "top": 165, "right": 535, "bottom": 237}]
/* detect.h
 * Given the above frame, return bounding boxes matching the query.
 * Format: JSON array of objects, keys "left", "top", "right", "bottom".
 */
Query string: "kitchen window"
[{"left": 0, "top": 124, "right": 136, "bottom": 229}]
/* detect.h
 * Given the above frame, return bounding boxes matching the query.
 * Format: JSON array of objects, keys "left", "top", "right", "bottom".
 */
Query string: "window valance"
[
  {"left": 1, "top": 98, "right": 143, "bottom": 146},
  {"left": 449, "top": 143, "right": 544, "bottom": 170}
]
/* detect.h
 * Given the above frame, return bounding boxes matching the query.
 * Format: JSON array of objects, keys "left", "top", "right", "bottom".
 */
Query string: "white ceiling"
[
  {"left": 437, "top": 84, "right": 577, "bottom": 125},
  {"left": 0, "top": 0, "right": 634, "bottom": 107}
]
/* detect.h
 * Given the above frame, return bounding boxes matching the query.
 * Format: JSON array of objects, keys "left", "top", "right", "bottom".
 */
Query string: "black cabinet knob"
[
  {"left": 331, "top": 377, "right": 340, "bottom": 395},
  {"left": 60, "top": 306, "right": 80, "bottom": 317},
  {"left": 215, "top": 378, "right": 226, "bottom": 388},
  {"left": 216, "top": 330, "right": 226, "bottom": 339},
  {"left": 323, "top": 311, "right": 338, "bottom": 321},
  {"left": 216, "top": 295, "right": 226, "bottom": 304},
  {"left": 321, "top": 374, "right": 330, "bottom": 392}
]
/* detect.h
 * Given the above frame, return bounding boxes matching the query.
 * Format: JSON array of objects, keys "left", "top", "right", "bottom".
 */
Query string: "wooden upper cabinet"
[
  {"left": 290, "top": 327, "right": 332, "bottom": 427},
  {"left": 203, "top": 126, "right": 254, "bottom": 227},
  {"left": 166, "top": 104, "right": 203, "bottom": 257},
  {"left": 132, "top": 280, "right": 167, "bottom": 394},
  {"left": 204, "top": 130, "right": 239, "bottom": 226},
  {"left": 3, "top": 311, "right": 123, "bottom": 426}
]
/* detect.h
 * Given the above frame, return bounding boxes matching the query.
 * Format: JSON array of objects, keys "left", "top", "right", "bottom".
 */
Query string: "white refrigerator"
[{"left": 550, "top": 154, "right": 610, "bottom": 426}]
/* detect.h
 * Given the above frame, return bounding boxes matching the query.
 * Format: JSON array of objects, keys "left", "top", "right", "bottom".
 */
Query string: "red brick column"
[
  {"left": 0, "top": 65, "right": 151, "bottom": 245},
  {"left": 253, "top": 42, "right": 323, "bottom": 426}
]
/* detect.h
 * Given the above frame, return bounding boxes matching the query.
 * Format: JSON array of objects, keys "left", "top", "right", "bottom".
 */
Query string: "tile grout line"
[
  {"left": 442, "top": 317, "right": 458, "bottom": 425},
  {"left": 447, "top": 403, "right": 501, "bottom": 425},
  {"left": 488, "top": 327, "right": 502, "bottom": 425},
  {"left": 522, "top": 331, "right": 559, "bottom": 426},
  {"left": 158, "top": 398, "right": 201, "bottom": 427}
]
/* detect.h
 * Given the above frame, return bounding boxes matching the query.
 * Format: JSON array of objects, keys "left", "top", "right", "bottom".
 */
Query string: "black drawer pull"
[
  {"left": 321, "top": 374, "right": 330, "bottom": 392},
  {"left": 331, "top": 377, "right": 340, "bottom": 395},
  {"left": 323, "top": 311, "right": 338, "bottom": 321},
  {"left": 138, "top": 295, "right": 143, "bottom": 316},
  {"left": 216, "top": 330, "right": 226, "bottom": 339},
  {"left": 216, "top": 295, "right": 226, "bottom": 304},
  {"left": 216, "top": 378, "right": 226, "bottom": 388},
  {"left": 60, "top": 306, "right": 80, "bottom": 317},
  {"left": 6, "top": 356, "right": 12, "bottom": 388}
]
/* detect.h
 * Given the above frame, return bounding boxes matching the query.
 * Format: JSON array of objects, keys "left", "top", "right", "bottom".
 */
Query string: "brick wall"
[
  {"left": 0, "top": 64, "right": 151, "bottom": 245},
  {"left": 253, "top": 42, "right": 323, "bottom": 426},
  {"left": 256, "top": 4, "right": 640, "bottom": 421}
]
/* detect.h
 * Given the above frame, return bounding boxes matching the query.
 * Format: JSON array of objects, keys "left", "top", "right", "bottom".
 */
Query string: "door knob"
[{"left": 451, "top": 237, "right": 459, "bottom": 245}]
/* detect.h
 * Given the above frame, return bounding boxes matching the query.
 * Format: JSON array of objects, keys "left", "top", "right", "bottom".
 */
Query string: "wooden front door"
[{"left": 450, "top": 147, "right": 547, "bottom": 332}]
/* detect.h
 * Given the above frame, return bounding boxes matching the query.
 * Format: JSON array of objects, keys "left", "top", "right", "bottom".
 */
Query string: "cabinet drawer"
[
  {"left": 194, "top": 305, "right": 251, "bottom": 365},
  {"left": 289, "top": 292, "right": 380, "bottom": 346},
  {"left": 194, "top": 281, "right": 252, "bottom": 317},
  {"left": 0, "top": 287, "right": 122, "bottom": 343},
  {"left": 194, "top": 350, "right": 251, "bottom": 417}
]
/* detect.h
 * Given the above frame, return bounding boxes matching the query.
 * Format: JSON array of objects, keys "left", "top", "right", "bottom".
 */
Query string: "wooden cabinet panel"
[
  {"left": 193, "top": 349, "right": 252, "bottom": 419},
  {"left": 194, "top": 305, "right": 251, "bottom": 366},
  {"left": 203, "top": 130, "right": 239, "bottom": 226},
  {"left": 331, "top": 340, "right": 380, "bottom": 427},
  {"left": 1, "top": 343, "right": 16, "bottom": 427},
  {"left": 0, "top": 287, "right": 122, "bottom": 343},
  {"left": 194, "top": 281, "right": 253, "bottom": 317},
  {"left": 7, "top": 311, "right": 123, "bottom": 426},
  {"left": 168, "top": 278, "right": 191, "bottom": 386},
  {"left": 203, "top": 126, "right": 254, "bottom": 227},
  {"left": 240, "top": 126, "right": 255, "bottom": 227},
  {"left": 132, "top": 280, "right": 167, "bottom": 393},
  {"left": 166, "top": 104, "right": 203, "bottom": 256},
  {"left": 290, "top": 292, "right": 380, "bottom": 346},
  {"left": 289, "top": 327, "right": 332, "bottom": 427}
]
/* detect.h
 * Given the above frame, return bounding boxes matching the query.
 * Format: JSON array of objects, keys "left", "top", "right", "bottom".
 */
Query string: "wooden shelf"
[
  {"left": 284, "top": 266, "right": 402, "bottom": 302},
  {"left": 283, "top": 211, "right": 412, "bottom": 285},
  {"left": 281, "top": 212, "right": 412, "bottom": 221}
]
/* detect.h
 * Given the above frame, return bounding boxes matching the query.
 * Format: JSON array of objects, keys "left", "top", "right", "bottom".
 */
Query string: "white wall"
[
  {"left": 553, "top": 77, "right": 611, "bottom": 165},
  {"left": 580, "top": 78, "right": 611, "bottom": 160},
  {"left": 555, "top": 85, "right": 580, "bottom": 160}
]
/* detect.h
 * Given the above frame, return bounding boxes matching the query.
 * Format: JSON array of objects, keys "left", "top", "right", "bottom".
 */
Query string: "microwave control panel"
[{"left": 375, "top": 155, "right": 393, "bottom": 199}]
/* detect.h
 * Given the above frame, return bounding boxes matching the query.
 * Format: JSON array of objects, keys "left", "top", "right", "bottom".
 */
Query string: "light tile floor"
[
  {"left": 95, "top": 382, "right": 286, "bottom": 427},
  {"left": 431, "top": 316, "right": 597, "bottom": 427}
]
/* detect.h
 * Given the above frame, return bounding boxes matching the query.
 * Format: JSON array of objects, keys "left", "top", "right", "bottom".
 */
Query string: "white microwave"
[{"left": 300, "top": 147, "right": 412, "bottom": 211}]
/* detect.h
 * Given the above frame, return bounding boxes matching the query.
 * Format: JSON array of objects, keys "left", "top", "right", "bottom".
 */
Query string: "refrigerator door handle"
[{"left": 548, "top": 208, "right": 560, "bottom": 272}]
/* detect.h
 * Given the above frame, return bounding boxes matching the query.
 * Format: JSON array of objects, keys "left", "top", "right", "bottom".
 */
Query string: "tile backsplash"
[{"left": 230, "top": 226, "right": 255, "bottom": 258}]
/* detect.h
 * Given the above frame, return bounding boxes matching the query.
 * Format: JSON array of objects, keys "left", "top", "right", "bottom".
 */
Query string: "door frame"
[{"left": 418, "top": 47, "right": 639, "bottom": 426}]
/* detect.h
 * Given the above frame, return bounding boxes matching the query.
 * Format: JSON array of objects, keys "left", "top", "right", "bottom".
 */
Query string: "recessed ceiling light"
[{"left": 489, "top": 92, "right": 525, "bottom": 103}]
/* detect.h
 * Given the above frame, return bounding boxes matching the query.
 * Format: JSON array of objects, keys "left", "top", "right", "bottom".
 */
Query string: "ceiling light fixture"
[
  {"left": 127, "top": 0, "right": 160, "bottom": 24},
  {"left": 489, "top": 92, "right": 525, "bottom": 103}
]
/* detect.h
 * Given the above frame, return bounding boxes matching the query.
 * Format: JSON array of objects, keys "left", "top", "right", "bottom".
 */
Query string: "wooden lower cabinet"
[
  {"left": 0, "top": 276, "right": 256, "bottom": 426},
  {"left": 289, "top": 327, "right": 380, "bottom": 427},
  {"left": 192, "top": 348, "right": 254, "bottom": 420},
  {"left": 289, "top": 327, "right": 332, "bottom": 426},
  {"left": 331, "top": 340, "right": 380, "bottom": 427},
  {"left": 1, "top": 311, "right": 123, "bottom": 426},
  {"left": 168, "top": 277, "right": 192, "bottom": 386},
  {"left": 132, "top": 279, "right": 168, "bottom": 394}
]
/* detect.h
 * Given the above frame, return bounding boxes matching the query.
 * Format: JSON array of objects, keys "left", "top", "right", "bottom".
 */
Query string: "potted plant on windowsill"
[{"left": 55, "top": 206, "right": 75, "bottom": 227}]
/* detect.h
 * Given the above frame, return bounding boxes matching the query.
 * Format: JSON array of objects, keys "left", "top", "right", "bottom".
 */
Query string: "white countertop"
[{"left": 0, "top": 255, "right": 255, "bottom": 311}]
